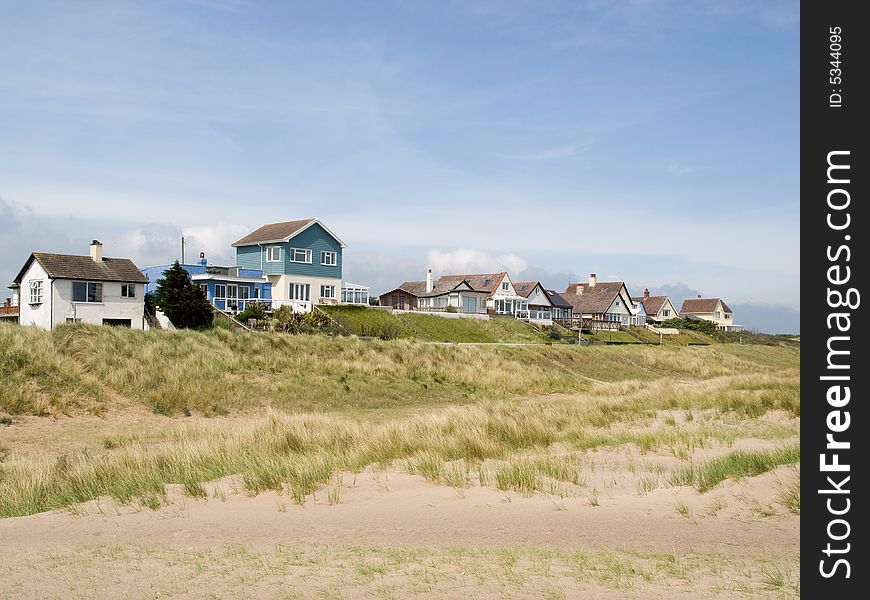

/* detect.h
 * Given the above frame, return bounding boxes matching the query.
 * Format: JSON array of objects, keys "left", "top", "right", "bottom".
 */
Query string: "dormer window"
[{"left": 265, "top": 246, "right": 282, "bottom": 262}]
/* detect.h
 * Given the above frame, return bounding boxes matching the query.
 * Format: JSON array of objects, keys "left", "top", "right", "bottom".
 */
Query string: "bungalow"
[
  {"left": 679, "top": 295, "right": 743, "bottom": 331},
  {"left": 10, "top": 240, "right": 148, "bottom": 330},
  {"left": 379, "top": 270, "right": 489, "bottom": 314},
  {"left": 545, "top": 289, "right": 574, "bottom": 320},
  {"left": 561, "top": 274, "right": 635, "bottom": 327},
  {"left": 437, "top": 271, "right": 528, "bottom": 316},
  {"left": 512, "top": 281, "right": 573, "bottom": 324},
  {"left": 629, "top": 299, "right": 647, "bottom": 327},
  {"left": 142, "top": 253, "right": 272, "bottom": 313},
  {"left": 631, "top": 289, "right": 678, "bottom": 323},
  {"left": 232, "top": 218, "right": 346, "bottom": 312}
]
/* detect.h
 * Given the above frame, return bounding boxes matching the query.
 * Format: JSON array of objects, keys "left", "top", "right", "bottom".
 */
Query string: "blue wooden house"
[
  {"left": 142, "top": 255, "right": 272, "bottom": 313},
  {"left": 232, "top": 218, "right": 346, "bottom": 312}
]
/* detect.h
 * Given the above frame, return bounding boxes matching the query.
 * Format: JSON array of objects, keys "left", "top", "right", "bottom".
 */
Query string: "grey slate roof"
[{"left": 13, "top": 253, "right": 148, "bottom": 285}]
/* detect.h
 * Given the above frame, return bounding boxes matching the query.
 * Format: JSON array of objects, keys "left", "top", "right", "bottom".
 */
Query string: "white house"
[
  {"left": 10, "top": 240, "right": 148, "bottom": 330},
  {"left": 679, "top": 295, "right": 743, "bottom": 331},
  {"left": 439, "top": 272, "right": 529, "bottom": 316},
  {"left": 562, "top": 274, "right": 635, "bottom": 327},
  {"left": 631, "top": 289, "right": 678, "bottom": 323}
]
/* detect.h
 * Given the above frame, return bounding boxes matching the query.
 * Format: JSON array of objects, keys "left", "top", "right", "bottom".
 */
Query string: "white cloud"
[
  {"left": 426, "top": 248, "right": 528, "bottom": 276},
  {"left": 182, "top": 223, "right": 250, "bottom": 264}
]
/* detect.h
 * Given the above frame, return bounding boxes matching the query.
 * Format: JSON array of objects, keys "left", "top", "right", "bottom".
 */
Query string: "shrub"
[
  {"left": 236, "top": 302, "right": 268, "bottom": 323},
  {"left": 152, "top": 262, "right": 214, "bottom": 329}
]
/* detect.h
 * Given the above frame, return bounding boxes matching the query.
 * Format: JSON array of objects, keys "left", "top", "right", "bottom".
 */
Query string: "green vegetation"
[
  {"left": 660, "top": 317, "right": 719, "bottom": 336},
  {"left": 0, "top": 322, "right": 800, "bottom": 517},
  {"left": 669, "top": 445, "right": 800, "bottom": 492},
  {"left": 0, "top": 322, "right": 798, "bottom": 417},
  {"left": 152, "top": 261, "right": 214, "bottom": 329},
  {"left": 321, "top": 305, "right": 550, "bottom": 343}
]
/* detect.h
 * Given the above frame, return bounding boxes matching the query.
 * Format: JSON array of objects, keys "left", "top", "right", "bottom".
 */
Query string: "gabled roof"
[
  {"left": 232, "top": 218, "right": 347, "bottom": 248},
  {"left": 438, "top": 272, "right": 506, "bottom": 294},
  {"left": 385, "top": 278, "right": 479, "bottom": 299},
  {"left": 511, "top": 281, "right": 543, "bottom": 298},
  {"left": 13, "top": 253, "right": 148, "bottom": 285},
  {"left": 680, "top": 297, "right": 732, "bottom": 315},
  {"left": 545, "top": 289, "right": 573, "bottom": 309},
  {"left": 561, "top": 281, "right": 629, "bottom": 314},
  {"left": 631, "top": 295, "right": 668, "bottom": 315}
]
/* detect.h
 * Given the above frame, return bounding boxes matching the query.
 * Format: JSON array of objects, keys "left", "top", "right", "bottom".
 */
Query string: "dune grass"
[
  {"left": 669, "top": 445, "right": 800, "bottom": 492},
  {"left": 0, "top": 322, "right": 798, "bottom": 417},
  {"left": 1, "top": 372, "right": 800, "bottom": 517},
  {"left": 321, "top": 305, "right": 551, "bottom": 343}
]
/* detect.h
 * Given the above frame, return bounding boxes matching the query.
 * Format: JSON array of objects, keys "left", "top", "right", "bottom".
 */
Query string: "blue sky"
[{"left": 0, "top": 0, "right": 800, "bottom": 331}]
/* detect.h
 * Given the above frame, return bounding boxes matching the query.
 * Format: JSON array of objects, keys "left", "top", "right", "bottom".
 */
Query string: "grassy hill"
[
  {"left": 0, "top": 322, "right": 799, "bottom": 418},
  {"left": 320, "top": 305, "right": 551, "bottom": 343}
]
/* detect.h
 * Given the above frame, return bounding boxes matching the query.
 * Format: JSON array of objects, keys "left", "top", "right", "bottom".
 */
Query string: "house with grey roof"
[
  {"left": 513, "top": 281, "right": 573, "bottom": 324},
  {"left": 10, "top": 240, "right": 148, "bottom": 330},
  {"left": 679, "top": 295, "right": 742, "bottom": 331}
]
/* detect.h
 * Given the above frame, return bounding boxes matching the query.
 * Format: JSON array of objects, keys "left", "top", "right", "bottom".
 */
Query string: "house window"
[
  {"left": 502, "top": 282, "right": 509, "bottom": 291},
  {"left": 289, "top": 283, "right": 310, "bottom": 301},
  {"left": 198, "top": 284, "right": 209, "bottom": 296},
  {"left": 252, "top": 287, "right": 260, "bottom": 299},
  {"left": 614, "top": 300, "right": 621, "bottom": 307},
  {"left": 239, "top": 286, "right": 250, "bottom": 300},
  {"left": 29, "top": 280, "right": 44, "bottom": 304},
  {"left": 265, "top": 246, "right": 282, "bottom": 262},
  {"left": 663, "top": 309, "right": 670, "bottom": 317},
  {"left": 321, "top": 251, "right": 337, "bottom": 266},
  {"left": 320, "top": 285, "right": 335, "bottom": 299},
  {"left": 290, "top": 248, "right": 312, "bottom": 263},
  {"left": 65, "top": 317, "right": 82, "bottom": 323},
  {"left": 715, "top": 311, "right": 721, "bottom": 319},
  {"left": 120, "top": 284, "right": 136, "bottom": 298},
  {"left": 72, "top": 281, "right": 102, "bottom": 303},
  {"left": 214, "top": 284, "right": 227, "bottom": 299}
]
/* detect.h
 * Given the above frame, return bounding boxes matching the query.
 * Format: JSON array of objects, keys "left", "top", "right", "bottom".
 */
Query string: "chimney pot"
[
  {"left": 697, "top": 293, "right": 702, "bottom": 299},
  {"left": 643, "top": 288, "right": 650, "bottom": 299},
  {"left": 588, "top": 273, "right": 597, "bottom": 287},
  {"left": 90, "top": 240, "right": 103, "bottom": 263}
]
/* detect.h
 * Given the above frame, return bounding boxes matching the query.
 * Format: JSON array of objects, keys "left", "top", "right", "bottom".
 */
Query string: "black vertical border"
[{"left": 802, "top": 2, "right": 868, "bottom": 595}]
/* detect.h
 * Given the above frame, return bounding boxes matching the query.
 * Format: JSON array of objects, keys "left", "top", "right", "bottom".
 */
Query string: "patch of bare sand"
[{"left": 0, "top": 468, "right": 799, "bottom": 598}]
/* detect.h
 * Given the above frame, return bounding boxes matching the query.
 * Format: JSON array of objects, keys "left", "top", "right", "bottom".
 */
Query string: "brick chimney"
[
  {"left": 643, "top": 288, "right": 650, "bottom": 299},
  {"left": 426, "top": 268, "right": 433, "bottom": 293},
  {"left": 588, "top": 273, "right": 597, "bottom": 287},
  {"left": 90, "top": 240, "right": 103, "bottom": 263}
]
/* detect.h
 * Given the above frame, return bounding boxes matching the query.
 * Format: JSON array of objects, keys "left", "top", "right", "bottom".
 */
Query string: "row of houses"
[
  {"left": 3, "top": 216, "right": 740, "bottom": 332},
  {"left": 6, "top": 218, "right": 369, "bottom": 330},
  {"left": 378, "top": 270, "right": 741, "bottom": 331}
]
